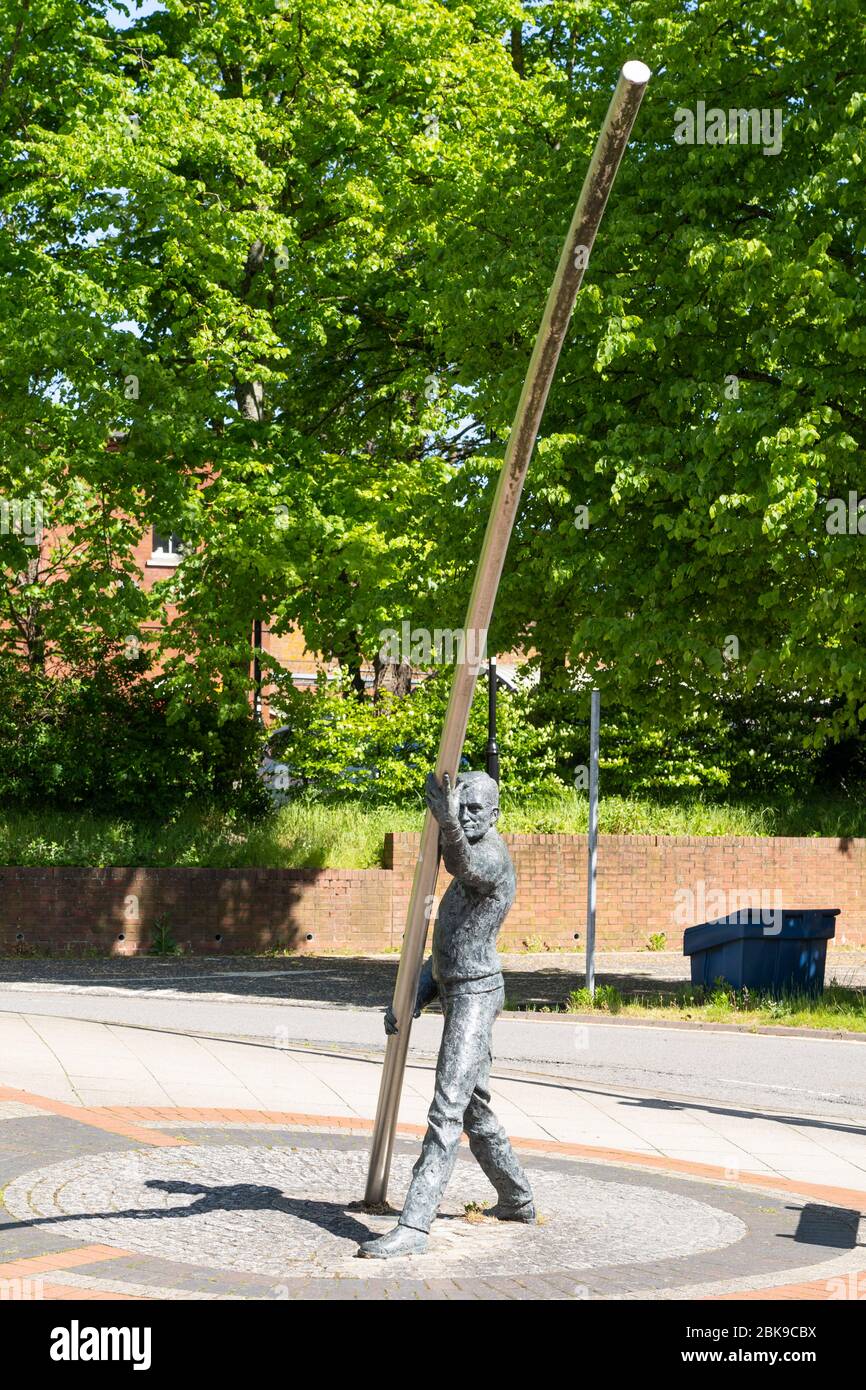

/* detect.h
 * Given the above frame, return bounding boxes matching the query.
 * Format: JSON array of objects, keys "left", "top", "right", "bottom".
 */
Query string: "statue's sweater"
[{"left": 426, "top": 822, "right": 516, "bottom": 997}]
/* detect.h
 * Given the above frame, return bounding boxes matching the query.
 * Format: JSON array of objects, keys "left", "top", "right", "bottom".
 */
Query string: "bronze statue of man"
[{"left": 358, "top": 770, "right": 535, "bottom": 1258}]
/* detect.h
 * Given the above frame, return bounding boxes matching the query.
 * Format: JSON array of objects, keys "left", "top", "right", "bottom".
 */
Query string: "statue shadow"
[{"left": 0, "top": 1179, "right": 374, "bottom": 1243}]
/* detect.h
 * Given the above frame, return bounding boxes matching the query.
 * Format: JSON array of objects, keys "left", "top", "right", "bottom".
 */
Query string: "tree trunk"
[
  {"left": 347, "top": 658, "right": 367, "bottom": 701},
  {"left": 373, "top": 650, "right": 412, "bottom": 701},
  {"left": 510, "top": 24, "right": 524, "bottom": 77},
  {"left": 235, "top": 378, "right": 264, "bottom": 421},
  {"left": 24, "top": 555, "right": 45, "bottom": 670},
  {"left": 235, "top": 238, "right": 266, "bottom": 420}
]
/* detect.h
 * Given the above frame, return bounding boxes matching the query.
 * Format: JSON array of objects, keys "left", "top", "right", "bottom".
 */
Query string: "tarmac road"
[{"left": 1, "top": 970, "right": 865, "bottom": 1125}]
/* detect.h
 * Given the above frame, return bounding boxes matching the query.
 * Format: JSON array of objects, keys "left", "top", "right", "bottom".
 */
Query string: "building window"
[{"left": 148, "top": 528, "right": 184, "bottom": 567}]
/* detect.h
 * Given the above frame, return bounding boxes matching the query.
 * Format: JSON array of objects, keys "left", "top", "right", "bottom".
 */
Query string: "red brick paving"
[{"left": 0, "top": 1085, "right": 190, "bottom": 1148}]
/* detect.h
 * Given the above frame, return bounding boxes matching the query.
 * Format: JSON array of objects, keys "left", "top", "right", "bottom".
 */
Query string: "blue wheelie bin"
[{"left": 683, "top": 908, "right": 839, "bottom": 997}]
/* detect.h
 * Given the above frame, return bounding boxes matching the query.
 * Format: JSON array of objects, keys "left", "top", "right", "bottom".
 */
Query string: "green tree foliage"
[
  {"left": 271, "top": 668, "right": 559, "bottom": 799},
  {"left": 0, "top": 654, "right": 266, "bottom": 811},
  {"left": 2, "top": 0, "right": 540, "bottom": 713},
  {"left": 0, "top": 2, "right": 157, "bottom": 672},
  {"left": 2, "top": 0, "right": 865, "bottom": 793},
  {"left": 437, "top": 0, "right": 866, "bottom": 748}
]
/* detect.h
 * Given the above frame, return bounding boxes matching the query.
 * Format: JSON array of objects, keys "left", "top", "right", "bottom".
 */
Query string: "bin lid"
[{"left": 683, "top": 908, "right": 839, "bottom": 956}]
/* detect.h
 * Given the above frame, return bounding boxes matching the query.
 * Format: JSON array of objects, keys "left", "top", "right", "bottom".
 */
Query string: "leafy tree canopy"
[{"left": 1, "top": 0, "right": 864, "bottom": 758}]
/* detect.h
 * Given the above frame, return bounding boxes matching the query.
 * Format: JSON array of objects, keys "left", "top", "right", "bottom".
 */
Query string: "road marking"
[
  {"left": 719, "top": 1077, "right": 847, "bottom": 1102},
  {"left": 0, "top": 969, "right": 341, "bottom": 990}
]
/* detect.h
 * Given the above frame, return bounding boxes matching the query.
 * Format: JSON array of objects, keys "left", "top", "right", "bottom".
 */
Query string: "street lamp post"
[
  {"left": 486, "top": 656, "right": 500, "bottom": 784},
  {"left": 252, "top": 618, "right": 263, "bottom": 725}
]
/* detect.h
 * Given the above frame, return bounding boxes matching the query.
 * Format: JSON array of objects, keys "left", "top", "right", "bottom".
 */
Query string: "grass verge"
[
  {"left": 505, "top": 981, "right": 866, "bottom": 1033},
  {"left": 0, "top": 789, "right": 864, "bottom": 869}
]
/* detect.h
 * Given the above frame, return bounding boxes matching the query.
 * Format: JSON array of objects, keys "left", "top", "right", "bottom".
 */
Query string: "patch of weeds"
[
  {"left": 764, "top": 998, "right": 789, "bottom": 1020},
  {"left": 565, "top": 984, "right": 623, "bottom": 1014},
  {"left": 463, "top": 1200, "right": 490, "bottom": 1223},
  {"left": 149, "top": 915, "right": 181, "bottom": 957}
]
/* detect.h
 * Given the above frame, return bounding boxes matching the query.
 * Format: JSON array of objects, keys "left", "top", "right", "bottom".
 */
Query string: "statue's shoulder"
[{"left": 481, "top": 827, "right": 514, "bottom": 883}]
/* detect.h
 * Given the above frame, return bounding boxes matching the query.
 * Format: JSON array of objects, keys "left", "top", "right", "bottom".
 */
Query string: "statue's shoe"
[
  {"left": 357, "top": 1224, "right": 429, "bottom": 1259},
  {"left": 487, "top": 1200, "right": 536, "bottom": 1223}
]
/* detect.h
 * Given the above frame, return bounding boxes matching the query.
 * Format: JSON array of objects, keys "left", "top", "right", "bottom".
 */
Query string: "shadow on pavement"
[
  {"left": 0, "top": 1179, "right": 375, "bottom": 1243},
  {"left": 788, "top": 1202, "right": 863, "bottom": 1248}
]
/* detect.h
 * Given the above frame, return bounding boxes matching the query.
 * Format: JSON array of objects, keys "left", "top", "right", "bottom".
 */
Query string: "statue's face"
[{"left": 458, "top": 784, "right": 499, "bottom": 843}]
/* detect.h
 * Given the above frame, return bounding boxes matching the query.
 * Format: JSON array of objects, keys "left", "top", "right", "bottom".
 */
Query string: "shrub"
[
  {"left": 566, "top": 984, "right": 623, "bottom": 1013},
  {"left": 268, "top": 668, "right": 562, "bottom": 801},
  {"left": 531, "top": 669, "right": 866, "bottom": 800},
  {"left": 0, "top": 659, "right": 267, "bottom": 816}
]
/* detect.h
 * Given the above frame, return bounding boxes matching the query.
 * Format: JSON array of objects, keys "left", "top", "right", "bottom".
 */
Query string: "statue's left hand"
[{"left": 384, "top": 1001, "right": 424, "bottom": 1037}]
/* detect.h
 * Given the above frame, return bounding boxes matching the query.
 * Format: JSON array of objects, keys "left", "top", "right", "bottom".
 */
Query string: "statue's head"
[{"left": 456, "top": 771, "right": 500, "bottom": 843}]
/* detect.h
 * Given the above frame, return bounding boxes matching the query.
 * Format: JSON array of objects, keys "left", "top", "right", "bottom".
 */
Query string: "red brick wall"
[
  {"left": 2, "top": 834, "right": 863, "bottom": 955},
  {"left": 385, "top": 833, "right": 585, "bottom": 950},
  {"left": 0, "top": 867, "right": 395, "bottom": 956}
]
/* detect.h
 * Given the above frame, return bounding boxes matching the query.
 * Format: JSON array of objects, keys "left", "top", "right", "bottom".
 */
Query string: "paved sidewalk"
[
  {"left": 1, "top": 1091, "right": 865, "bottom": 1303},
  {"left": 2, "top": 1011, "right": 866, "bottom": 1190}
]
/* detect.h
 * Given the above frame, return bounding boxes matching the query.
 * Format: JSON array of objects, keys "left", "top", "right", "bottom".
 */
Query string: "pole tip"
[{"left": 621, "top": 60, "right": 651, "bottom": 86}]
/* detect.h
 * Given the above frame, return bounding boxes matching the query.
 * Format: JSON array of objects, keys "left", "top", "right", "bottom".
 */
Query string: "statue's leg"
[
  {"left": 463, "top": 985, "right": 535, "bottom": 1219},
  {"left": 359, "top": 990, "right": 493, "bottom": 1257},
  {"left": 395, "top": 988, "right": 498, "bottom": 1234}
]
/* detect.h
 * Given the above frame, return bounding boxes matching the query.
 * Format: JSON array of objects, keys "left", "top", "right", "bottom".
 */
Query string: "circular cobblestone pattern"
[{"left": 3, "top": 1144, "right": 747, "bottom": 1280}]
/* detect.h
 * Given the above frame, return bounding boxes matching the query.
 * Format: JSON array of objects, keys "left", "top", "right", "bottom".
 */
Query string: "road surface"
[{"left": 1, "top": 969, "right": 864, "bottom": 1124}]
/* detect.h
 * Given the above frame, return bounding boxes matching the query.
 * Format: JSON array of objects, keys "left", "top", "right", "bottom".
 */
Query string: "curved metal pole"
[
  {"left": 364, "top": 60, "right": 651, "bottom": 1205},
  {"left": 586, "top": 688, "right": 601, "bottom": 997}
]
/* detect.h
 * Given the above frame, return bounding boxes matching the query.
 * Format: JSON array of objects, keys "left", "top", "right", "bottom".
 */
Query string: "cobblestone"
[{"left": 2, "top": 1141, "right": 746, "bottom": 1280}]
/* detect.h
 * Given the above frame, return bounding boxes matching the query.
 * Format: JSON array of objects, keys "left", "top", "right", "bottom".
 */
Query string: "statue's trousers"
[{"left": 397, "top": 979, "right": 533, "bottom": 1233}]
